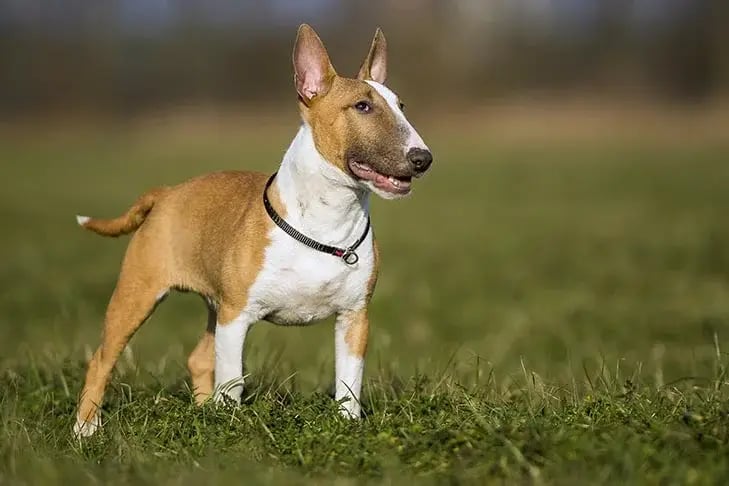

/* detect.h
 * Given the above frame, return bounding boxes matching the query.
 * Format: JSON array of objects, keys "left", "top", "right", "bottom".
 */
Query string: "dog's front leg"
[
  {"left": 214, "top": 309, "right": 254, "bottom": 404},
  {"left": 334, "top": 308, "right": 369, "bottom": 418}
]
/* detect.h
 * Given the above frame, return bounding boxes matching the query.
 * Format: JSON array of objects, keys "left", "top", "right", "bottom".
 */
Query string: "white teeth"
[{"left": 388, "top": 176, "right": 400, "bottom": 187}]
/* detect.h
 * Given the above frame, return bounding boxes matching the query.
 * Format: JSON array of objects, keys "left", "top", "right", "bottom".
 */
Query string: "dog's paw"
[
  {"left": 212, "top": 377, "right": 245, "bottom": 407},
  {"left": 337, "top": 398, "right": 362, "bottom": 419},
  {"left": 73, "top": 413, "right": 101, "bottom": 438}
]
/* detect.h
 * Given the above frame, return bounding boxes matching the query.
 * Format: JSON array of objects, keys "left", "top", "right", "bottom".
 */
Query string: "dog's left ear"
[{"left": 357, "top": 28, "right": 387, "bottom": 84}]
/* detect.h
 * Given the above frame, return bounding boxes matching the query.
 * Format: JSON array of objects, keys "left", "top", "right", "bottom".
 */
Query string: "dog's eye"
[
  {"left": 354, "top": 101, "right": 372, "bottom": 113},
  {"left": 398, "top": 101, "right": 405, "bottom": 111}
]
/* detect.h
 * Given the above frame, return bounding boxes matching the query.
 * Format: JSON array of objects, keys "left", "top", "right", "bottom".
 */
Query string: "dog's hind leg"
[
  {"left": 74, "top": 252, "right": 167, "bottom": 437},
  {"left": 187, "top": 300, "right": 216, "bottom": 405}
]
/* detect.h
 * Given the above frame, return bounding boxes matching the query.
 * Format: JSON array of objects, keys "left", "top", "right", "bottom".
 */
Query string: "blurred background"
[
  {"left": 2, "top": 0, "right": 729, "bottom": 116},
  {"left": 1, "top": 1, "right": 728, "bottom": 389}
]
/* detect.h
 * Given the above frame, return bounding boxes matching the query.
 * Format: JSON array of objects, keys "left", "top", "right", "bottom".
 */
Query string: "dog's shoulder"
[{"left": 160, "top": 170, "right": 269, "bottom": 210}]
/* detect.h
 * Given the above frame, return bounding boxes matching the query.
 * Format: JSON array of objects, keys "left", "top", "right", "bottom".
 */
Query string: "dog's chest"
[{"left": 249, "top": 229, "right": 374, "bottom": 325}]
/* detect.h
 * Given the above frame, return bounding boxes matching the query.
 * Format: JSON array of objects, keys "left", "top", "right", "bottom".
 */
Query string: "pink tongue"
[
  {"left": 375, "top": 173, "right": 397, "bottom": 190},
  {"left": 354, "top": 163, "right": 409, "bottom": 193},
  {"left": 374, "top": 173, "right": 406, "bottom": 193}
]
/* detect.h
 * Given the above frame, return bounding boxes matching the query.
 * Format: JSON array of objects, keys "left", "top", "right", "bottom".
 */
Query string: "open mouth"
[{"left": 348, "top": 161, "right": 412, "bottom": 195}]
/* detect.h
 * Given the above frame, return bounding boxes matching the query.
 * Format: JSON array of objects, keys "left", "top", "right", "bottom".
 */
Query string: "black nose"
[{"left": 407, "top": 148, "right": 433, "bottom": 172}]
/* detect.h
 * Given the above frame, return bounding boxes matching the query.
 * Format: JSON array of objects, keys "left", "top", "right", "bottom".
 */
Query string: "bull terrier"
[{"left": 73, "top": 24, "right": 432, "bottom": 437}]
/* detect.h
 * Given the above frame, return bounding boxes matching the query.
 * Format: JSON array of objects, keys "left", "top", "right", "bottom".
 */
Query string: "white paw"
[
  {"left": 73, "top": 413, "right": 100, "bottom": 438},
  {"left": 213, "top": 377, "right": 245, "bottom": 406},
  {"left": 337, "top": 398, "right": 362, "bottom": 419}
]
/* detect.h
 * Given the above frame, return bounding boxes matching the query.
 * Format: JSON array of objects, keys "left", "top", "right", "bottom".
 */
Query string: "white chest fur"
[
  {"left": 251, "top": 229, "right": 374, "bottom": 325},
  {"left": 244, "top": 123, "right": 374, "bottom": 325}
]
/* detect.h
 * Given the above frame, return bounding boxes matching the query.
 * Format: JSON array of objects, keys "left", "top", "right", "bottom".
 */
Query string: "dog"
[{"left": 73, "top": 24, "right": 432, "bottom": 437}]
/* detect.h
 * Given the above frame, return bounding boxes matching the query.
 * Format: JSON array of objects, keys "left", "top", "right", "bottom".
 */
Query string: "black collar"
[{"left": 262, "top": 172, "right": 370, "bottom": 265}]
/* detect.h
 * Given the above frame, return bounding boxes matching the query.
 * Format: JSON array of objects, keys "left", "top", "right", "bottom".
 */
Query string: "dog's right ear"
[{"left": 293, "top": 24, "right": 336, "bottom": 105}]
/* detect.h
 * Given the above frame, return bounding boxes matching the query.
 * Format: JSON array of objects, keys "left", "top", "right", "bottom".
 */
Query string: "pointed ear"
[
  {"left": 293, "top": 24, "right": 336, "bottom": 104},
  {"left": 357, "top": 28, "right": 387, "bottom": 84}
]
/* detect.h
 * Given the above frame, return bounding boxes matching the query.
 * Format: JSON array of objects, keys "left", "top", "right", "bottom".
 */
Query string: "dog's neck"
[{"left": 275, "top": 123, "right": 370, "bottom": 246}]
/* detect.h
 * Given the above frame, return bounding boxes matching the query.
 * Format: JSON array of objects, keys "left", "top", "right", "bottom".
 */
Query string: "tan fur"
[
  {"left": 186, "top": 303, "right": 216, "bottom": 404},
  {"left": 295, "top": 26, "right": 410, "bottom": 182},
  {"left": 302, "top": 78, "right": 404, "bottom": 175},
  {"left": 343, "top": 309, "right": 369, "bottom": 358},
  {"left": 76, "top": 171, "right": 285, "bottom": 425},
  {"left": 367, "top": 240, "right": 380, "bottom": 302},
  {"left": 82, "top": 188, "right": 168, "bottom": 236},
  {"left": 342, "top": 241, "right": 379, "bottom": 358}
]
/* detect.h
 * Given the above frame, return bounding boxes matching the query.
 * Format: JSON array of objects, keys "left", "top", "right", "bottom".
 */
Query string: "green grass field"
[{"left": 1, "top": 121, "right": 729, "bottom": 484}]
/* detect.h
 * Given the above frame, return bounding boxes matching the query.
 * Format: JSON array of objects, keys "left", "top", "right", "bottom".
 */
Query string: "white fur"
[
  {"left": 214, "top": 124, "right": 374, "bottom": 416},
  {"left": 76, "top": 215, "right": 90, "bottom": 226},
  {"left": 366, "top": 80, "right": 429, "bottom": 154},
  {"left": 335, "top": 314, "right": 364, "bottom": 417},
  {"left": 243, "top": 124, "right": 374, "bottom": 327},
  {"left": 73, "top": 412, "right": 100, "bottom": 438},
  {"left": 214, "top": 312, "right": 252, "bottom": 404}
]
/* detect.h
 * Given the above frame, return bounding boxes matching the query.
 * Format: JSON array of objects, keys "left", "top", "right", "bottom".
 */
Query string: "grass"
[{"left": 1, "top": 119, "right": 729, "bottom": 484}]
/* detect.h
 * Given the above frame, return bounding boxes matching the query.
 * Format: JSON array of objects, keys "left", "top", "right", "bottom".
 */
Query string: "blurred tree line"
[{"left": 1, "top": 0, "right": 727, "bottom": 117}]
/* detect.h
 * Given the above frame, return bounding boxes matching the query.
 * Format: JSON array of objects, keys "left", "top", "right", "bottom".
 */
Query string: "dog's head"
[{"left": 293, "top": 24, "right": 432, "bottom": 199}]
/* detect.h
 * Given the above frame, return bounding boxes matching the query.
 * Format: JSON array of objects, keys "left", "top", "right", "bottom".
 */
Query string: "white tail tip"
[{"left": 76, "top": 215, "right": 90, "bottom": 226}]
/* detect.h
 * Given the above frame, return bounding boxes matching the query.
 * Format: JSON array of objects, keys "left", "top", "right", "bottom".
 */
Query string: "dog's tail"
[{"left": 76, "top": 188, "right": 167, "bottom": 237}]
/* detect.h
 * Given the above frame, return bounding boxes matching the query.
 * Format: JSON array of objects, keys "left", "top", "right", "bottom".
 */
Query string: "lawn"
[{"left": 1, "top": 119, "right": 728, "bottom": 484}]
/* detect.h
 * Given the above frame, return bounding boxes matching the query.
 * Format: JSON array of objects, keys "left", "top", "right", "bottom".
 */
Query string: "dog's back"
[{"left": 79, "top": 170, "right": 280, "bottom": 303}]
